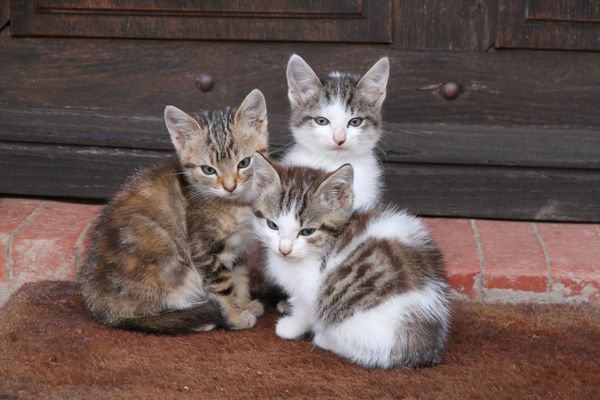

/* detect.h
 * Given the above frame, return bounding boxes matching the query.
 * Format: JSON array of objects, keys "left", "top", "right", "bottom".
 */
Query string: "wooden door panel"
[
  {"left": 10, "top": 0, "right": 392, "bottom": 42},
  {"left": 527, "top": 1, "right": 600, "bottom": 23},
  {"left": 496, "top": 0, "right": 600, "bottom": 50},
  {"left": 33, "top": 0, "right": 363, "bottom": 15}
]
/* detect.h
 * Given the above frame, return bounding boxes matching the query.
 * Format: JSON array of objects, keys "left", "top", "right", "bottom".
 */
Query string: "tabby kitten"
[
  {"left": 252, "top": 154, "right": 450, "bottom": 368},
  {"left": 283, "top": 55, "right": 389, "bottom": 210},
  {"left": 79, "top": 89, "right": 268, "bottom": 333}
]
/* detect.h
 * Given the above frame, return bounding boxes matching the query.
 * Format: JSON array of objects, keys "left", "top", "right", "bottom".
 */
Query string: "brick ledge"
[{"left": 1, "top": 197, "right": 599, "bottom": 305}]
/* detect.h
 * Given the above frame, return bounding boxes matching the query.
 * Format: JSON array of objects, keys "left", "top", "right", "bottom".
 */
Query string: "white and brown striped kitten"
[
  {"left": 79, "top": 90, "right": 268, "bottom": 333},
  {"left": 283, "top": 55, "right": 389, "bottom": 210},
  {"left": 252, "top": 154, "right": 450, "bottom": 368}
]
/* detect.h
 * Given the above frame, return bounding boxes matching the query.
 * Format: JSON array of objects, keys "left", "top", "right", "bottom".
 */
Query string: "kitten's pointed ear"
[
  {"left": 357, "top": 57, "right": 389, "bottom": 108},
  {"left": 287, "top": 54, "right": 321, "bottom": 106},
  {"left": 235, "top": 89, "right": 268, "bottom": 137},
  {"left": 164, "top": 105, "right": 204, "bottom": 154},
  {"left": 252, "top": 152, "right": 281, "bottom": 193},
  {"left": 314, "top": 164, "right": 354, "bottom": 210}
]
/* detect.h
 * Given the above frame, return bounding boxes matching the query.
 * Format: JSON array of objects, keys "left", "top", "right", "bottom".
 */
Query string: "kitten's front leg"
[
  {"left": 204, "top": 260, "right": 258, "bottom": 330},
  {"left": 275, "top": 302, "right": 312, "bottom": 340},
  {"left": 232, "top": 263, "right": 264, "bottom": 318}
]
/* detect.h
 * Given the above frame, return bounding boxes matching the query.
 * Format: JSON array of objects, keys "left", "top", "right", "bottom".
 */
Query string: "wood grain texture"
[
  {"left": 496, "top": 0, "right": 600, "bottom": 50},
  {"left": 1, "top": 35, "right": 599, "bottom": 221},
  {"left": 35, "top": 0, "right": 363, "bottom": 15},
  {"left": 1, "top": 142, "right": 598, "bottom": 222},
  {"left": 2, "top": 107, "right": 599, "bottom": 170},
  {"left": 0, "top": 142, "right": 170, "bottom": 199},
  {"left": 10, "top": 0, "right": 392, "bottom": 43},
  {"left": 1, "top": 35, "right": 599, "bottom": 129},
  {"left": 384, "top": 163, "right": 600, "bottom": 222},
  {"left": 393, "top": 0, "right": 497, "bottom": 51},
  {"left": 0, "top": 0, "right": 9, "bottom": 29},
  {"left": 527, "top": 1, "right": 600, "bottom": 23}
]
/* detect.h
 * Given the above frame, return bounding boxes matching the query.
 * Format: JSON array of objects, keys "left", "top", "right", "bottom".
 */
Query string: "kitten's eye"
[
  {"left": 200, "top": 165, "right": 217, "bottom": 175},
  {"left": 348, "top": 117, "right": 363, "bottom": 127},
  {"left": 314, "top": 117, "right": 330, "bottom": 126},
  {"left": 299, "top": 228, "right": 316, "bottom": 236},
  {"left": 266, "top": 219, "right": 279, "bottom": 230},
  {"left": 237, "top": 157, "right": 251, "bottom": 169}
]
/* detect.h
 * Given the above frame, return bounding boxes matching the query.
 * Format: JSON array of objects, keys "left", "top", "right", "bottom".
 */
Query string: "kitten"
[
  {"left": 79, "top": 89, "right": 268, "bottom": 334},
  {"left": 252, "top": 154, "right": 450, "bottom": 368},
  {"left": 283, "top": 54, "right": 389, "bottom": 210}
]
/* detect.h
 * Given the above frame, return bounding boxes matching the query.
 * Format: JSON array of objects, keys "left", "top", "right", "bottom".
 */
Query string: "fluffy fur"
[
  {"left": 283, "top": 55, "right": 390, "bottom": 210},
  {"left": 79, "top": 90, "right": 268, "bottom": 333},
  {"left": 252, "top": 154, "right": 451, "bottom": 368}
]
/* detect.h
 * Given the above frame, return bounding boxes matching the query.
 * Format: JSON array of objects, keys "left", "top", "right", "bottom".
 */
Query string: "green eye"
[
  {"left": 267, "top": 219, "right": 279, "bottom": 230},
  {"left": 200, "top": 165, "right": 217, "bottom": 175},
  {"left": 314, "top": 117, "right": 330, "bottom": 126},
  {"left": 348, "top": 117, "right": 363, "bottom": 127},
  {"left": 299, "top": 228, "right": 316, "bottom": 236},
  {"left": 238, "top": 157, "right": 251, "bottom": 169}
]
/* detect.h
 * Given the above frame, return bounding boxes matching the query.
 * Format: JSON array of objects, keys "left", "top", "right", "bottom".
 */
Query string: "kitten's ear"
[
  {"left": 314, "top": 164, "right": 354, "bottom": 210},
  {"left": 357, "top": 57, "right": 389, "bottom": 108},
  {"left": 164, "top": 105, "right": 204, "bottom": 154},
  {"left": 287, "top": 54, "right": 321, "bottom": 106},
  {"left": 252, "top": 152, "right": 281, "bottom": 193},
  {"left": 235, "top": 89, "right": 268, "bottom": 137}
]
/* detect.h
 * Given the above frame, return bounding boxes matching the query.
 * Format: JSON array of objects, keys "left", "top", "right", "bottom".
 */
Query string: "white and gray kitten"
[
  {"left": 252, "top": 154, "right": 450, "bottom": 369},
  {"left": 283, "top": 55, "right": 389, "bottom": 210}
]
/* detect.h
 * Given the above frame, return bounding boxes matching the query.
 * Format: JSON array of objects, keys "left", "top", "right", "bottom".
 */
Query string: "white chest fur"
[{"left": 283, "top": 147, "right": 382, "bottom": 210}]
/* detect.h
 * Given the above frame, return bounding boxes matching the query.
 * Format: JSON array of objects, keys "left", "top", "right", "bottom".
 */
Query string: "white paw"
[{"left": 275, "top": 316, "right": 308, "bottom": 340}]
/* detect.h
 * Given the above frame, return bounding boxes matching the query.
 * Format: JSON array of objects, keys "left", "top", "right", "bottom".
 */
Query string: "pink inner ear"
[{"left": 175, "top": 130, "right": 189, "bottom": 147}]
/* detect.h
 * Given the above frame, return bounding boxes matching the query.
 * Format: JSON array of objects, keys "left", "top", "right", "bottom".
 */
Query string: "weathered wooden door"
[{"left": 1, "top": 0, "right": 599, "bottom": 221}]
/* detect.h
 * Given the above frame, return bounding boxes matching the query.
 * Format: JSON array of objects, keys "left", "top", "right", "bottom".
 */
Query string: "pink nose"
[
  {"left": 223, "top": 183, "right": 237, "bottom": 193},
  {"left": 335, "top": 139, "right": 346, "bottom": 146},
  {"left": 279, "top": 240, "right": 292, "bottom": 256}
]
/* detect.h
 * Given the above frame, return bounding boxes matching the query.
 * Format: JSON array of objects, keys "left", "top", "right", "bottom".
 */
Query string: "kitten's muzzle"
[
  {"left": 223, "top": 182, "right": 237, "bottom": 193},
  {"left": 278, "top": 239, "right": 293, "bottom": 257}
]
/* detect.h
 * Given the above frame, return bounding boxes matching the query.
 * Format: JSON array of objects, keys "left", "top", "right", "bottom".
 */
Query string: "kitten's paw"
[
  {"left": 245, "top": 300, "right": 264, "bottom": 317},
  {"left": 192, "top": 323, "right": 217, "bottom": 333},
  {"left": 230, "top": 310, "right": 257, "bottom": 330},
  {"left": 276, "top": 300, "right": 292, "bottom": 315},
  {"left": 275, "top": 316, "right": 308, "bottom": 340}
]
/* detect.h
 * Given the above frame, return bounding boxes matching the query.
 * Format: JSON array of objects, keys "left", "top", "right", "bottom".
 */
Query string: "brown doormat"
[{"left": 1, "top": 281, "right": 599, "bottom": 400}]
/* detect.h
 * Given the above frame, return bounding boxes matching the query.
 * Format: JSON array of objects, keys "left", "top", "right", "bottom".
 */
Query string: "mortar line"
[
  {"left": 531, "top": 222, "right": 553, "bottom": 293},
  {"left": 596, "top": 225, "right": 600, "bottom": 237},
  {"left": 6, "top": 204, "right": 44, "bottom": 281},
  {"left": 470, "top": 219, "right": 486, "bottom": 301},
  {"left": 74, "top": 219, "right": 95, "bottom": 274}
]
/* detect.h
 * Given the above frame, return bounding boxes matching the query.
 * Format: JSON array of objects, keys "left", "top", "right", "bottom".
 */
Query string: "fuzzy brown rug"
[{"left": 1, "top": 281, "right": 599, "bottom": 400}]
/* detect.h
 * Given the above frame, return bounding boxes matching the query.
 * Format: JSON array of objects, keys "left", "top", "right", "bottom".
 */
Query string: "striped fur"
[
  {"left": 252, "top": 155, "right": 450, "bottom": 368},
  {"left": 283, "top": 55, "right": 389, "bottom": 210},
  {"left": 79, "top": 90, "right": 268, "bottom": 333}
]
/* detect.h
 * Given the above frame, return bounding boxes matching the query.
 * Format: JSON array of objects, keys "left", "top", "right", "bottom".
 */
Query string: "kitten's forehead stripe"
[{"left": 193, "top": 108, "right": 236, "bottom": 162}]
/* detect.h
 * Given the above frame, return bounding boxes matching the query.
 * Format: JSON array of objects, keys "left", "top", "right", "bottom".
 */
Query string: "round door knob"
[
  {"left": 439, "top": 81, "right": 461, "bottom": 100},
  {"left": 195, "top": 74, "right": 214, "bottom": 92}
]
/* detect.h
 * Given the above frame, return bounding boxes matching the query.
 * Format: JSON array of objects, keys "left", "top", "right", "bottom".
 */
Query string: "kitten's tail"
[{"left": 116, "top": 300, "right": 224, "bottom": 334}]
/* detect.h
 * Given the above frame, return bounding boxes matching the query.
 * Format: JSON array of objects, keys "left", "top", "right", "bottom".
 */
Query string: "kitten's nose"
[
  {"left": 279, "top": 240, "right": 293, "bottom": 256},
  {"left": 333, "top": 129, "right": 346, "bottom": 146},
  {"left": 223, "top": 182, "right": 237, "bottom": 193}
]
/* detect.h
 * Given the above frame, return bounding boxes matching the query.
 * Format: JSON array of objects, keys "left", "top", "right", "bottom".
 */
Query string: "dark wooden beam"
[
  {"left": 1, "top": 36, "right": 599, "bottom": 129},
  {"left": 1, "top": 142, "right": 598, "bottom": 222},
  {"left": 2, "top": 106, "right": 599, "bottom": 170}
]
